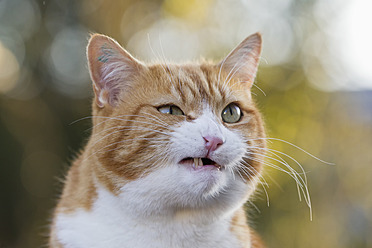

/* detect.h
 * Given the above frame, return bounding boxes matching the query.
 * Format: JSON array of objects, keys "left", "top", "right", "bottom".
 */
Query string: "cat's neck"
[{"left": 55, "top": 176, "right": 250, "bottom": 248}]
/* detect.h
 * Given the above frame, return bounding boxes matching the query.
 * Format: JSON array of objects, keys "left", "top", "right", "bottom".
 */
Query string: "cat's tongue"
[{"left": 180, "top": 157, "right": 222, "bottom": 171}]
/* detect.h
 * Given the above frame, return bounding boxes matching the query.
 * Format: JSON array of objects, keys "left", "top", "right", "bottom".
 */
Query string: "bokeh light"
[
  {"left": 0, "top": 41, "right": 20, "bottom": 94},
  {"left": 46, "top": 26, "right": 91, "bottom": 98},
  {"left": 333, "top": 0, "right": 372, "bottom": 88}
]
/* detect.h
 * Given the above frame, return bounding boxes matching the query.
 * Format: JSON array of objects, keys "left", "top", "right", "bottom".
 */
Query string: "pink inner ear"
[
  {"left": 98, "top": 60, "right": 134, "bottom": 107},
  {"left": 220, "top": 33, "right": 262, "bottom": 88},
  {"left": 87, "top": 34, "right": 142, "bottom": 108}
]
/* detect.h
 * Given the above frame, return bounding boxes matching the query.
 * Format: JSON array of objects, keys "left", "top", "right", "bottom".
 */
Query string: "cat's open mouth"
[{"left": 180, "top": 157, "right": 222, "bottom": 171}]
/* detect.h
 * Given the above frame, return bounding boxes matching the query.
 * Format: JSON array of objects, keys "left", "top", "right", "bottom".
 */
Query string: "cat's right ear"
[
  {"left": 87, "top": 34, "right": 144, "bottom": 108},
  {"left": 218, "top": 33, "right": 262, "bottom": 88}
]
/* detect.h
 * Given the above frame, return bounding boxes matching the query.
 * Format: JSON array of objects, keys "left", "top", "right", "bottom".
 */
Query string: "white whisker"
[
  {"left": 249, "top": 137, "right": 334, "bottom": 165},
  {"left": 88, "top": 137, "right": 169, "bottom": 159},
  {"left": 236, "top": 163, "right": 270, "bottom": 206},
  {"left": 90, "top": 125, "right": 171, "bottom": 149},
  {"left": 244, "top": 144, "right": 313, "bottom": 219}
]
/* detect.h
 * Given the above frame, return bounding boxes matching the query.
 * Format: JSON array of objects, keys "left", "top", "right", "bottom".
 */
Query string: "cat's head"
[{"left": 86, "top": 33, "right": 265, "bottom": 216}]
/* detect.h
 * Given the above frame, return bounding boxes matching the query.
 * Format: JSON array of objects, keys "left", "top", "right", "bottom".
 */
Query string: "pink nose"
[{"left": 203, "top": 136, "right": 224, "bottom": 153}]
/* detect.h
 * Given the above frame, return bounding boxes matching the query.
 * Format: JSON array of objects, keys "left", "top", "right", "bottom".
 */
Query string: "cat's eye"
[
  {"left": 221, "top": 103, "right": 242, "bottom": 123},
  {"left": 158, "top": 105, "right": 184, "bottom": 116}
]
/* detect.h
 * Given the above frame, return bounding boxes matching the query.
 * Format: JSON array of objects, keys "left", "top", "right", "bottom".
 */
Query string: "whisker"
[
  {"left": 71, "top": 114, "right": 170, "bottom": 132},
  {"left": 94, "top": 116, "right": 169, "bottom": 129},
  {"left": 246, "top": 200, "right": 261, "bottom": 214},
  {"left": 91, "top": 125, "right": 171, "bottom": 149},
  {"left": 237, "top": 163, "right": 270, "bottom": 206},
  {"left": 244, "top": 147, "right": 308, "bottom": 194},
  {"left": 245, "top": 137, "right": 327, "bottom": 218},
  {"left": 246, "top": 152, "right": 307, "bottom": 194},
  {"left": 248, "top": 137, "right": 334, "bottom": 165},
  {"left": 245, "top": 150, "right": 312, "bottom": 218},
  {"left": 95, "top": 137, "right": 168, "bottom": 151},
  {"left": 91, "top": 122, "right": 169, "bottom": 142},
  {"left": 87, "top": 139, "right": 170, "bottom": 166},
  {"left": 89, "top": 137, "right": 169, "bottom": 158},
  {"left": 140, "top": 112, "right": 169, "bottom": 126},
  {"left": 252, "top": 83, "right": 266, "bottom": 96},
  {"left": 261, "top": 147, "right": 309, "bottom": 185},
  {"left": 69, "top": 116, "right": 95, "bottom": 125},
  {"left": 239, "top": 161, "right": 269, "bottom": 190},
  {"left": 230, "top": 80, "right": 266, "bottom": 97}
]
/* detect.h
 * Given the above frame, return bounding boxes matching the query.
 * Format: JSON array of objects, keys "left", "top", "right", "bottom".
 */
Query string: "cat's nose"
[{"left": 203, "top": 136, "right": 224, "bottom": 153}]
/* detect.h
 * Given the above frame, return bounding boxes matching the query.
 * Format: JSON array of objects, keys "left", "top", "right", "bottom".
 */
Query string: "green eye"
[
  {"left": 158, "top": 105, "right": 184, "bottom": 115},
  {"left": 222, "top": 103, "right": 242, "bottom": 123}
]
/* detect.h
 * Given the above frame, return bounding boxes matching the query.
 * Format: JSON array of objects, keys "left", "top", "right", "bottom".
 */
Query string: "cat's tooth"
[{"left": 194, "top": 158, "right": 199, "bottom": 168}]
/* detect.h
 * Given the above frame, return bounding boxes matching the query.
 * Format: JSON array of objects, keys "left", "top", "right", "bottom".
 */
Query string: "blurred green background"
[{"left": 1, "top": 0, "right": 371, "bottom": 247}]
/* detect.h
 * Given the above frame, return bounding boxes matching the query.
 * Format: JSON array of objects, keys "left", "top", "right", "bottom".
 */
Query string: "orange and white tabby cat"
[{"left": 49, "top": 32, "right": 266, "bottom": 248}]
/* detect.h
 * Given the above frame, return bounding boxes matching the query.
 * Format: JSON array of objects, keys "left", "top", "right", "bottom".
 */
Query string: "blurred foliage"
[{"left": 0, "top": 0, "right": 371, "bottom": 247}]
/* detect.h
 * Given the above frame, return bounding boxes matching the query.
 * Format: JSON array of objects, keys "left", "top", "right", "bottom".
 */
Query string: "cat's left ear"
[
  {"left": 218, "top": 33, "right": 262, "bottom": 88},
  {"left": 87, "top": 34, "right": 145, "bottom": 108}
]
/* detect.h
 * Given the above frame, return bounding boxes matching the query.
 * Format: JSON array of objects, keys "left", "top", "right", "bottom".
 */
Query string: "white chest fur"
[
  {"left": 56, "top": 211, "right": 242, "bottom": 248},
  {"left": 55, "top": 190, "right": 246, "bottom": 248},
  {"left": 55, "top": 167, "right": 252, "bottom": 248}
]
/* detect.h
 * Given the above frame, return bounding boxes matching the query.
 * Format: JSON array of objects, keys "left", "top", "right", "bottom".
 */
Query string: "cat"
[{"left": 49, "top": 32, "right": 266, "bottom": 248}]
